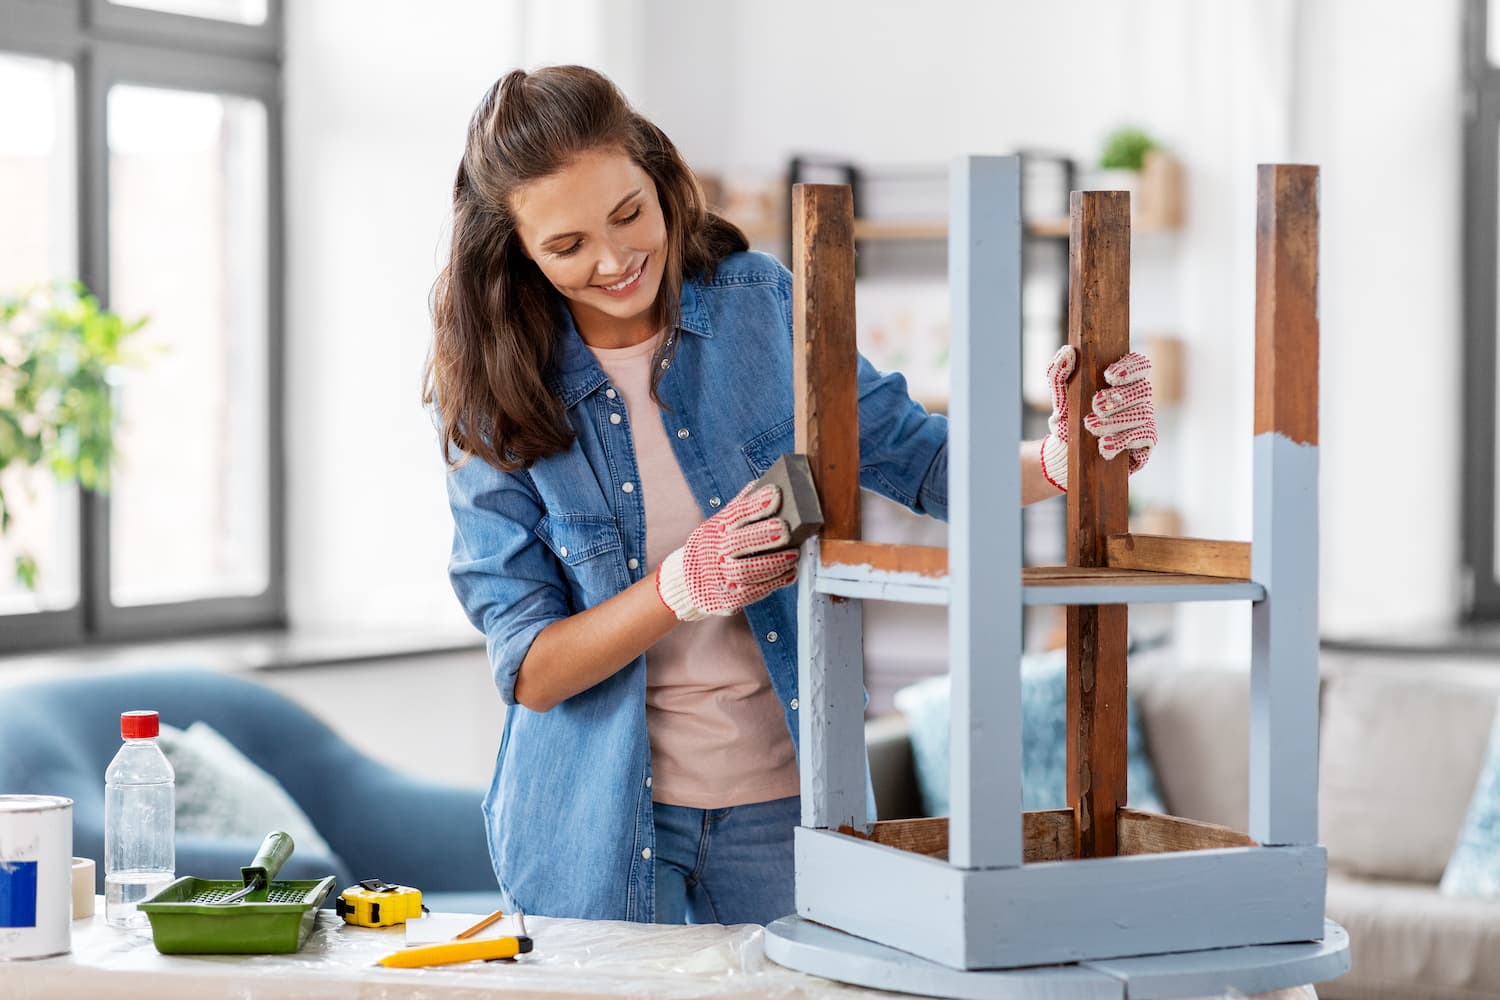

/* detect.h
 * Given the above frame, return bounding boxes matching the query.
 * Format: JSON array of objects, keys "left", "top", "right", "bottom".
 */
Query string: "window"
[
  {"left": 106, "top": 0, "right": 267, "bottom": 24},
  {"left": 0, "top": 52, "right": 80, "bottom": 621},
  {"left": 106, "top": 85, "right": 270, "bottom": 608},
  {"left": 0, "top": 0, "right": 283, "bottom": 648}
]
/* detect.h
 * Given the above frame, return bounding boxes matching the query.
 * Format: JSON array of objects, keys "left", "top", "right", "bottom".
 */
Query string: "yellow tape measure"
[{"left": 336, "top": 878, "right": 426, "bottom": 928}]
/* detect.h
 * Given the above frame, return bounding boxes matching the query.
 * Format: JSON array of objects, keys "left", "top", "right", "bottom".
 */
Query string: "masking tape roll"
[{"left": 71, "top": 857, "right": 95, "bottom": 920}]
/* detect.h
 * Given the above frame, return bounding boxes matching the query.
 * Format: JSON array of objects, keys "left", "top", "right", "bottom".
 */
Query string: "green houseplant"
[
  {"left": 1098, "top": 126, "right": 1159, "bottom": 172},
  {"left": 0, "top": 282, "right": 148, "bottom": 588}
]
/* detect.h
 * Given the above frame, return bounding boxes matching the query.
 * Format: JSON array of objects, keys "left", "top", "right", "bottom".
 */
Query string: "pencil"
[
  {"left": 455, "top": 908, "right": 505, "bottom": 940},
  {"left": 376, "top": 935, "right": 531, "bottom": 968}
]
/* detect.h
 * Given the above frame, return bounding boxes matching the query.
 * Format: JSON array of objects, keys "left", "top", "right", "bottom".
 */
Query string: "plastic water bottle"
[{"left": 104, "top": 710, "right": 175, "bottom": 928}]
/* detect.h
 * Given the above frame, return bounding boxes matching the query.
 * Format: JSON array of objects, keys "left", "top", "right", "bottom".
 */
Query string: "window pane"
[
  {"left": 0, "top": 52, "right": 81, "bottom": 616},
  {"left": 107, "top": 85, "right": 269, "bottom": 607},
  {"left": 1495, "top": 126, "right": 1500, "bottom": 578},
  {"left": 107, "top": 0, "right": 267, "bottom": 25},
  {"left": 1492, "top": 0, "right": 1500, "bottom": 66}
]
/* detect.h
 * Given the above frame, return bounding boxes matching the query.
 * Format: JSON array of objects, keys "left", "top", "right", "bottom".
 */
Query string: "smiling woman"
[
  {"left": 425, "top": 65, "right": 748, "bottom": 473},
  {"left": 509, "top": 149, "right": 669, "bottom": 348},
  {"left": 420, "top": 64, "right": 1153, "bottom": 930}
]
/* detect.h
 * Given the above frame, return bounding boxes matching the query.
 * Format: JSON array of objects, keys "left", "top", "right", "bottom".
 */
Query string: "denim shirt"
[{"left": 444, "top": 250, "right": 948, "bottom": 921}]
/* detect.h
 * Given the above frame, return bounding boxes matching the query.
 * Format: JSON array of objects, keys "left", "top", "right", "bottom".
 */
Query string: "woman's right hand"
[{"left": 655, "top": 484, "right": 799, "bottom": 622}]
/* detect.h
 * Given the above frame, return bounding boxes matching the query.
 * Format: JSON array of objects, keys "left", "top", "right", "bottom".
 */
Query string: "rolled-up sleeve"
[
  {"left": 855, "top": 357, "right": 948, "bottom": 521},
  {"left": 446, "top": 455, "right": 569, "bottom": 706},
  {"left": 771, "top": 261, "right": 948, "bottom": 521}
]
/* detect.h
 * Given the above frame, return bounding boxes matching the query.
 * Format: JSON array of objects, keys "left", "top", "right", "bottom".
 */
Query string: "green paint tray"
[{"left": 138, "top": 831, "right": 336, "bottom": 954}]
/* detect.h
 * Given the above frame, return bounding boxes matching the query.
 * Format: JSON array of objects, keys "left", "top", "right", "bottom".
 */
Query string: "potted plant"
[
  {"left": 1094, "top": 126, "right": 1157, "bottom": 194},
  {"left": 0, "top": 282, "right": 148, "bottom": 589},
  {"left": 1092, "top": 126, "right": 1183, "bottom": 229}
]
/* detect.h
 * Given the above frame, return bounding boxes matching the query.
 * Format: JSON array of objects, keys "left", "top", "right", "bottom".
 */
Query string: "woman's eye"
[
  {"left": 554, "top": 243, "right": 581, "bottom": 258},
  {"left": 617, "top": 207, "right": 641, "bottom": 225}
]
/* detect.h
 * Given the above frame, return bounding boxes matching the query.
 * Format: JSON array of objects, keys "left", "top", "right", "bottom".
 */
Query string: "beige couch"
[{"left": 866, "top": 651, "right": 1500, "bottom": 1000}]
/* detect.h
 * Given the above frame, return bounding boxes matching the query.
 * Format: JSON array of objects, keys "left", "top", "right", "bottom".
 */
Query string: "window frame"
[
  {"left": 0, "top": 0, "right": 285, "bottom": 649},
  {"left": 1465, "top": 0, "right": 1500, "bottom": 618}
]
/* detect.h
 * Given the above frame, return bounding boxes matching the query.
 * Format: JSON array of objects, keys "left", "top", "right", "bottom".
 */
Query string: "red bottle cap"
[{"left": 120, "top": 710, "right": 160, "bottom": 739}]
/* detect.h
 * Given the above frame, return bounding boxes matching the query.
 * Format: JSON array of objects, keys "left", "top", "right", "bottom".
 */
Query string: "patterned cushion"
[
  {"left": 158, "top": 721, "right": 336, "bottom": 859},
  {"left": 1440, "top": 711, "right": 1500, "bottom": 896},
  {"left": 893, "top": 651, "right": 1165, "bottom": 817}
]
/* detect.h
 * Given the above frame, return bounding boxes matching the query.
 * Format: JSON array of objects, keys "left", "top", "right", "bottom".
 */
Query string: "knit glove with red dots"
[
  {"left": 1039, "top": 345, "right": 1157, "bottom": 493},
  {"left": 655, "top": 484, "right": 799, "bottom": 622}
]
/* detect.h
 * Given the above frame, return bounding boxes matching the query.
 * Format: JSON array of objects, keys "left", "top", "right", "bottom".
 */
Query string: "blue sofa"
[{"left": 0, "top": 668, "right": 501, "bottom": 914}]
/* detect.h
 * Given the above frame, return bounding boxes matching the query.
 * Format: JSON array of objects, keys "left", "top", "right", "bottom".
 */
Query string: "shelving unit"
[
  {"left": 762, "top": 158, "right": 1348, "bottom": 998},
  {"left": 737, "top": 215, "right": 1178, "bottom": 245},
  {"left": 719, "top": 151, "right": 1184, "bottom": 249}
]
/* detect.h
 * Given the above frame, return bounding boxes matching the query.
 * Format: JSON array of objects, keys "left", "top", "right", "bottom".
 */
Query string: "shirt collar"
[{"left": 546, "top": 276, "right": 713, "bottom": 409}]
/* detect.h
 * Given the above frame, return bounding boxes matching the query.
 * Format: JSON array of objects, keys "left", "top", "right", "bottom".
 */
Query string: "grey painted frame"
[
  {"left": 0, "top": 1, "right": 286, "bottom": 649},
  {"left": 1463, "top": 0, "right": 1500, "bottom": 618},
  {"left": 790, "top": 155, "right": 1333, "bottom": 975},
  {"left": 766, "top": 913, "right": 1349, "bottom": 1000},
  {"left": 795, "top": 828, "right": 1328, "bottom": 971},
  {"left": 797, "top": 537, "right": 868, "bottom": 831},
  {"left": 947, "top": 155, "right": 1024, "bottom": 869}
]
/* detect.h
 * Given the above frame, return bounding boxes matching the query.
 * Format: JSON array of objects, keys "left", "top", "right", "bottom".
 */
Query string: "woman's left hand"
[{"left": 1038, "top": 345, "right": 1157, "bottom": 493}]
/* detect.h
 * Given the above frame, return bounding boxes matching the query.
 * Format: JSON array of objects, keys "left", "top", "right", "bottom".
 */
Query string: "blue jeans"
[{"left": 651, "top": 795, "right": 798, "bottom": 926}]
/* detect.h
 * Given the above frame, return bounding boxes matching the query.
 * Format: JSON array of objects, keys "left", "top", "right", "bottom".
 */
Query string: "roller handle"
[{"left": 239, "top": 831, "right": 295, "bottom": 901}]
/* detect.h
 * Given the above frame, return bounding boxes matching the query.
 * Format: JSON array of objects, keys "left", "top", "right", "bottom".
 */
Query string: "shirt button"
[
  {"left": 677, "top": 428, "right": 689, "bottom": 439},
  {"left": 628, "top": 557, "right": 640, "bottom": 570},
  {"left": 605, "top": 388, "right": 617, "bottom": 399},
  {"left": 660, "top": 359, "right": 670, "bottom": 370},
  {"left": 641, "top": 848, "right": 652, "bottom": 860},
  {"left": 645, "top": 776, "right": 652, "bottom": 788},
  {"left": 708, "top": 496, "right": 721, "bottom": 508},
  {"left": 766, "top": 631, "right": 778, "bottom": 643},
  {"left": 559, "top": 546, "right": 568, "bottom": 557},
  {"left": 790, "top": 699, "right": 800, "bottom": 711},
  {"left": 610, "top": 413, "right": 622, "bottom": 425},
  {"left": 622, "top": 481, "right": 635, "bottom": 493}
]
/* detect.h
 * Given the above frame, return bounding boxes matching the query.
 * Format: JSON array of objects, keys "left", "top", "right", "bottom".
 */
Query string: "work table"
[{"left": 5, "top": 900, "right": 888, "bottom": 999}]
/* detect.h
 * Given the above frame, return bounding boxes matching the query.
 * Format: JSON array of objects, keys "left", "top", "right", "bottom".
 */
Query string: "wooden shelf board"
[
  {"left": 1021, "top": 566, "right": 1264, "bottom": 606},
  {"left": 1026, "top": 218, "right": 1072, "bottom": 238},
  {"left": 851, "top": 219, "right": 948, "bottom": 241},
  {"left": 812, "top": 547, "right": 1263, "bottom": 606},
  {"left": 734, "top": 217, "right": 1179, "bottom": 244}
]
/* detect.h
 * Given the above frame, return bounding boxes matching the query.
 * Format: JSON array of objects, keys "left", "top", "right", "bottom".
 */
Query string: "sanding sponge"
[{"left": 749, "top": 453, "right": 824, "bottom": 549}]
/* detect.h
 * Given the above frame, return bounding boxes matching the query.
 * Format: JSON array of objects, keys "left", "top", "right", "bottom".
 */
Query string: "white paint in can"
[{"left": 0, "top": 795, "right": 73, "bottom": 960}]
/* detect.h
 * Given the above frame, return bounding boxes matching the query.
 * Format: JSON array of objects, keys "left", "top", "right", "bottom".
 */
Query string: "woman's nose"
[{"left": 595, "top": 241, "right": 630, "bottom": 278}]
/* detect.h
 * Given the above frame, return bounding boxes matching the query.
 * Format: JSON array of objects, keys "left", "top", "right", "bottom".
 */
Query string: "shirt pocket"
[
  {"left": 533, "top": 512, "right": 626, "bottom": 603},
  {"left": 740, "top": 415, "right": 795, "bottom": 477}
]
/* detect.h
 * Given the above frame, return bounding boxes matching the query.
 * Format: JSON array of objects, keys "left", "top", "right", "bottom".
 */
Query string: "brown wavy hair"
[{"left": 424, "top": 65, "right": 748, "bottom": 471}]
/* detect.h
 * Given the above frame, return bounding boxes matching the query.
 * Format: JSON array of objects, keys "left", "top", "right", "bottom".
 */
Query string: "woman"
[{"left": 424, "top": 65, "right": 1156, "bottom": 925}]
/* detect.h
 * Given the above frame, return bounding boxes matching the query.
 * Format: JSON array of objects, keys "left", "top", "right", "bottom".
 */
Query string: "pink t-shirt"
[{"left": 589, "top": 332, "right": 800, "bottom": 809}]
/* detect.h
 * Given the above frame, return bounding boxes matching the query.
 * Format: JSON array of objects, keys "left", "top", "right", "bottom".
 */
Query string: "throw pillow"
[
  {"left": 1319, "top": 671, "right": 1496, "bottom": 881},
  {"left": 157, "top": 721, "right": 336, "bottom": 859},
  {"left": 1440, "top": 710, "right": 1500, "bottom": 896},
  {"left": 892, "top": 651, "right": 1166, "bottom": 818}
]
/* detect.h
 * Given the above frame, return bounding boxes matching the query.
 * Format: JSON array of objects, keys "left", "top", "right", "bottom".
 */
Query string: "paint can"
[{"left": 0, "top": 795, "right": 73, "bottom": 960}]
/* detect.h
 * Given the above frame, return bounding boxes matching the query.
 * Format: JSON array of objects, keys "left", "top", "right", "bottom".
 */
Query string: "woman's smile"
[{"left": 593, "top": 257, "right": 647, "bottom": 297}]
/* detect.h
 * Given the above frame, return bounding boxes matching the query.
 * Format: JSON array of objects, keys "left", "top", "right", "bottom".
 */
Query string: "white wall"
[
  {"left": 1296, "top": 0, "right": 1464, "bottom": 639},
  {"left": 282, "top": 1, "right": 518, "bottom": 636},
  {"left": 638, "top": 0, "right": 1466, "bottom": 662},
  {"left": 281, "top": 0, "right": 653, "bottom": 639}
]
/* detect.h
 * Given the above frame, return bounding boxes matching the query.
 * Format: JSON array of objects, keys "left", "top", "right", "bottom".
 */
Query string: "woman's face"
[{"left": 511, "top": 147, "right": 669, "bottom": 345}]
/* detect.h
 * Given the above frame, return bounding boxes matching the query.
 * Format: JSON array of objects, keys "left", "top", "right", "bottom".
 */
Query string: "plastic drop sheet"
[{"left": 2, "top": 905, "right": 905, "bottom": 1000}]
